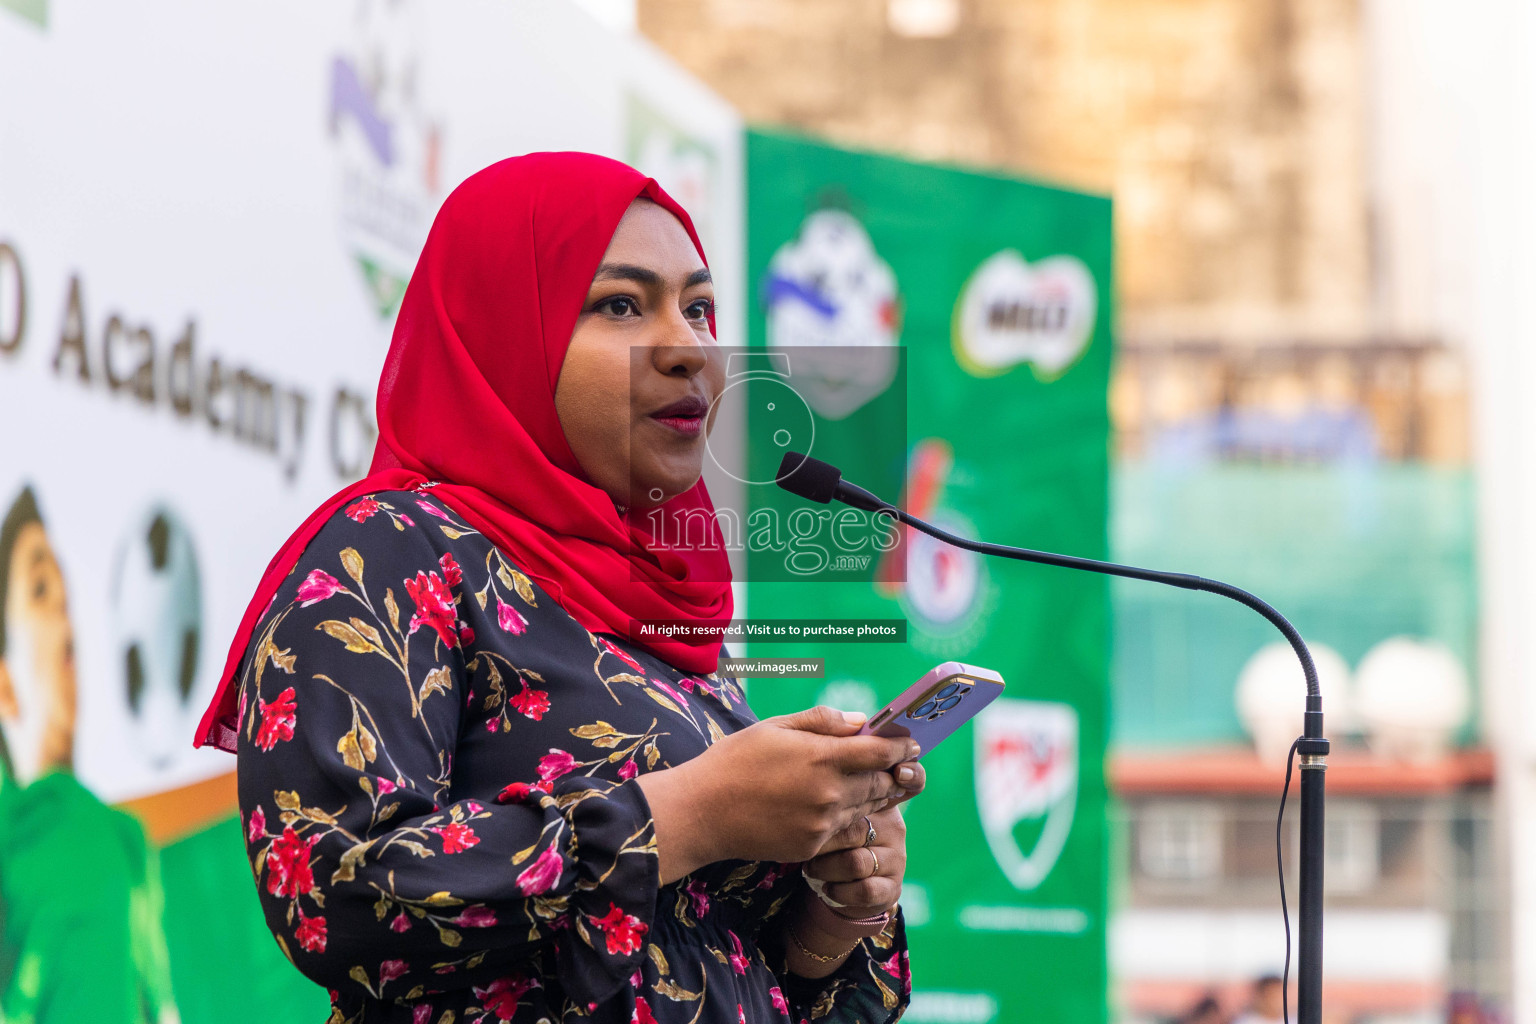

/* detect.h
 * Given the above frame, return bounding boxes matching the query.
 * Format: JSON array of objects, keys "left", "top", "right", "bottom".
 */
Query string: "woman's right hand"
[{"left": 637, "top": 706, "right": 921, "bottom": 882}]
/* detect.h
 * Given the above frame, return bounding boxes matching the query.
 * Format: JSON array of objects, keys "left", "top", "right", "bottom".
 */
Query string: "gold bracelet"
[{"left": 787, "top": 922, "right": 858, "bottom": 964}]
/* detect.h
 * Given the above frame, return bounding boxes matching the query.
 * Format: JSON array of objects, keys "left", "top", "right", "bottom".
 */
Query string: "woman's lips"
[{"left": 650, "top": 396, "right": 707, "bottom": 436}]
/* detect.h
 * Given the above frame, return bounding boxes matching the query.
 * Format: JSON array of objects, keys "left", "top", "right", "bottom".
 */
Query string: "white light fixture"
[
  {"left": 1354, "top": 637, "right": 1469, "bottom": 761},
  {"left": 887, "top": 0, "right": 961, "bottom": 38},
  {"left": 1235, "top": 642, "right": 1352, "bottom": 766}
]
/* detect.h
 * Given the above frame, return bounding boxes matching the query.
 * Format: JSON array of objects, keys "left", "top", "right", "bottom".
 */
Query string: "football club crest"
[
  {"left": 975, "top": 698, "right": 1078, "bottom": 890},
  {"left": 762, "top": 209, "right": 901, "bottom": 419},
  {"left": 953, "top": 249, "right": 1096, "bottom": 380}
]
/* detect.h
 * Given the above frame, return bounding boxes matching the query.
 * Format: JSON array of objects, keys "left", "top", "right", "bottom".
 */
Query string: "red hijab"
[{"left": 195, "top": 152, "right": 733, "bottom": 753}]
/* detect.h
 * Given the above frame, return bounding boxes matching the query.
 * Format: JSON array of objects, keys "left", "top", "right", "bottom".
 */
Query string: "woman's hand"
[
  {"left": 800, "top": 802, "right": 912, "bottom": 918},
  {"left": 637, "top": 706, "right": 921, "bottom": 883}
]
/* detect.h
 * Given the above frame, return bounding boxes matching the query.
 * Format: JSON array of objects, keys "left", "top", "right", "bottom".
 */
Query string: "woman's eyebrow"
[{"left": 592, "top": 263, "right": 713, "bottom": 289}]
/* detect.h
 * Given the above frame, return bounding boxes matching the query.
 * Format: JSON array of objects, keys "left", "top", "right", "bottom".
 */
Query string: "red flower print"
[
  {"left": 496, "top": 781, "right": 532, "bottom": 804},
  {"left": 770, "top": 986, "right": 789, "bottom": 1015},
  {"left": 684, "top": 878, "right": 709, "bottom": 918},
  {"left": 496, "top": 597, "right": 527, "bottom": 635},
  {"left": 345, "top": 497, "right": 382, "bottom": 523},
  {"left": 633, "top": 997, "right": 658, "bottom": 1024},
  {"left": 266, "top": 827, "right": 317, "bottom": 898},
  {"left": 297, "top": 569, "right": 341, "bottom": 607},
  {"left": 515, "top": 845, "right": 563, "bottom": 896},
  {"left": 405, "top": 570, "right": 459, "bottom": 648},
  {"left": 598, "top": 637, "right": 643, "bottom": 673},
  {"left": 419, "top": 500, "right": 453, "bottom": 522},
  {"left": 246, "top": 806, "right": 266, "bottom": 843},
  {"left": 379, "top": 959, "right": 408, "bottom": 987},
  {"left": 727, "top": 929, "right": 749, "bottom": 974},
  {"left": 473, "top": 975, "right": 537, "bottom": 1022},
  {"left": 438, "top": 552, "right": 463, "bottom": 586},
  {"left": 430, "top": 822, "right": 479, "bottom": 854},
  {"left": 295, "top": 911, "right": 327, "bottom": 953},
  {"left": 618, "top": 759, "right": 638, "bottom": 781},
  {"left": 459, "top": 623, "right": 476, "bottom": 646},
  {"left": 377, "top": 777, "right": 396, "bottom": 794},
  {"left": 509, "top": 680, "right": 550, "bottom": 721},
  {"left": 454, "top": 905, "right": 498, "bottom": 928},
  {"left": 390, "top": 911, "right": 412, "bottom": 933},
  {"left": 256, "top": 687, "right": 298, "bottom": 751},
  {"left": 537, "top": 749, "right": 577, "bottom": 784},
  {"left": 590, "top": 902, "right": 648, "bottom": 956},
  {"left": 737, "top": 1005, "right": 746, "bottom": 1024}
]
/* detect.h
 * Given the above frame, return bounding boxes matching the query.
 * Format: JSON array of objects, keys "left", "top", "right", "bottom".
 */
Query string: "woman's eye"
[
  {"left": 598, "top": 296, "right": 639, "bottom": 317},
  {"left": 687, "top": 299, "right": 715, "bottom": 321}
]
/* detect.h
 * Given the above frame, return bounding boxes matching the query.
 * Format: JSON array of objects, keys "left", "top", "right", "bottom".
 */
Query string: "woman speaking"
[{"left": 195, "top": 153, "right": 920, "bottom": 1024}]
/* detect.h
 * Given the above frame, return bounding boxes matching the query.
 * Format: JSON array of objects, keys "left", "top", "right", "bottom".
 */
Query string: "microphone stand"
[{"left": 794, "top": 465, "right": 1328, "bottom": 1024}]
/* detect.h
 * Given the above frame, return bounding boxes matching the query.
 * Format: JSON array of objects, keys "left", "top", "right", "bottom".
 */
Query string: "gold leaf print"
[
  {"left": 438, "top": 526, "right": 464, "bottom": 540},
  {"left": 570, "top": 721, "right": 619, "bottom": 740},
  {"left": 338, "top": 730, "right": 365, "bottom": 770},
  {"left": 274, "top": 790, "right": 301, "bottom": 810},
  {"left": 358, "top": 724, "right": 378, "bottom": 762},
  {"left": 419, "top": 666, "right": 453, "bottom": 702},
  {"left": 423, "top": 891, "right": 462, "bottom": 907},
  {"left": 384, "top": 587, "right": 400, "bottom": 633},
  {"left": 647, "top": 942, "right": 670, "bottom": 974},
  {"left": 511, "top": 569, "right": 538, "bottom": 606},
  {"left": 653, "top": 978, "right": 701, "bottom": 1002},
  {"left": 318, "top": 620, "right": 379, "bottom": 655},
  {"left": 340, "top": 547, "right": 365, "bottom": 586},
  {"left": 645, "top": 688, "right": 682, "bottom": 715},
  {"left": 349, "top": 617, "right": 385, "bottom": 651}
]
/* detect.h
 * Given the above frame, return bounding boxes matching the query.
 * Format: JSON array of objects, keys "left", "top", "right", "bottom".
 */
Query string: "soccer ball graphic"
[{"left": 110, "top": 506, "right": 203, "bottom": 772}]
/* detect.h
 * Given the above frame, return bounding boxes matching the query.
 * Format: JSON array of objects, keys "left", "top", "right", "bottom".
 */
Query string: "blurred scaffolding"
[{"left": 636, "top": 1, "right": 1499, "bottom": 1022}]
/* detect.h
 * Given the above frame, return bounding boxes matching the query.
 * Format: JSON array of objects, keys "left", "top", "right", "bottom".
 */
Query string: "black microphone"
[{"left": 774, "top": 449, "right": 1329, "bottom": 1024}]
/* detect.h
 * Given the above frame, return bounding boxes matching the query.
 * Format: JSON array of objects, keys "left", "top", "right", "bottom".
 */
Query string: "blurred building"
[{"left": 637, "top": 1, "right": 1498, "bottom": 1022}]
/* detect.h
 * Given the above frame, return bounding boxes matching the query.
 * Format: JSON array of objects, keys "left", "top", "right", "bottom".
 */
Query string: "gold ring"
[
  {"left": 868, "top": 848, "right": 880, "bottom": 878},
  {"left": 862, "top": 815, "right": 877, "bottom": 848}
]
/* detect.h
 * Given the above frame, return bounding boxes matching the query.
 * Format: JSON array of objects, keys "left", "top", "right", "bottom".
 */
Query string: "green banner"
[{"left": 743, "top": 130, "right": 1113, "bottom": 1024}]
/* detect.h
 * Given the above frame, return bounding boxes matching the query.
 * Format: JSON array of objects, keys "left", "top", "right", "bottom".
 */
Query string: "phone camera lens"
[
  {"left": 911, "top": 700, "right": 937, "bottom": 718},
  {"left": 935, "top": 683, "right": 961, "bottom": 700}
]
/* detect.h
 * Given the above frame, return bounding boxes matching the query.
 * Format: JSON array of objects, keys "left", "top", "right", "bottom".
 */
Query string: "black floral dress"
[{"left": 234, "top": 487, "right": 911, "bottom": 1024}]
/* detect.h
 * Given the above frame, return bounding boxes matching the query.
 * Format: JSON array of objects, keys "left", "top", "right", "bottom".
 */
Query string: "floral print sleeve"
[{"left": 235, "top": 489, "right": 911, "bottom": 1024}]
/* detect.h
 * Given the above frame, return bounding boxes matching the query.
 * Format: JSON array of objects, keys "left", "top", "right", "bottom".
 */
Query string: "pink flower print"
[
  {"left": 684, "top": 878, "right": 709, "bottom": 918},
  {"left": 379, "top": 959, "right": 408, "bottom": 987},
  {"left": 598, "top": 637, "right": 643, "bottom": 673},
  {"left": 438, "top": 552, "right": 464, "bottom": 587},
  {"left": 515, "top": 845, "right": 564, "bottom": 896},
  {"left": 399, "top": 513, "right": 415, "bottom": 527},
  {"left": 454, "top": 905, "right": 498, "bottom": 928},
  {"left": 405, "top": 570, "right": 459, "bottom": 648},
  {"left": 633, "top": 997, "right": 658, "bottom": 1024},
  {"left": 591, "top": 902, "right": 648, "bottom": 956},
  {"left": 344, "top": 497, "right": 381, "bottom": 523},
  {"left": 496, "top": 597, "right": 527, "bottom": 635},
  {"left": 737, "top": 1005, "right": 746, "bottom": 1024},
  {"left": 256, "top": 687, "right": 298, "bottom": 750},
  {"left": 727, "top": 929, "right": 750, "bottom": 974},
  {"left": 537, "top": 749, "right": 577, "bottom": 784},
  {"left": 297, "top": 569, "right": 341, "bottom": 606},
  {"left": 376, "top": 777, "right": 396, "bottom": 795},
  {"left": 246, "top": 806, "right": 266, "bottom": 843},
  {"left": 496, "top": 781, "right": 532, "bottom": 804},
  {"left": 465, "top": 800, "right": 484, "bottom": 814},
  {"left": 770, "top": 986, "right": 789, "bottom": 1015},
  {"left": 509, "top": 680, "right": 550, "bottom": 721},
  {"left": 413, "top": 1006, "right": 431, "bottom": 1024},
  {"left": 295, "top": 911, "right": 327, "bottom": 953},
  {"left": 756, "top": 865, "right": 784, "bottom": 890},
  {"left": 430, "top": 822, "right": 479, "bottom": 854},
  {"left": 390, "top": 910, "right": 412, "bottom": 933},
  {"left": 458, "top": 623, "right": 476, "bottom": 646},
  {"left": 266, "top": 827, "right": 317, "bottom": 898},
  {"left": 650, "top": 677, "right": 689, "bottom": 707},
  {"left": 617, "top": 758, "right": 638, "bottom": 781},
  {"left": 473, "top": 975, "right": 536, "bottom": 1022},
  {"left": 419, "top": 500, "right": 453, "bottom": 522}
]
